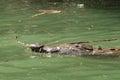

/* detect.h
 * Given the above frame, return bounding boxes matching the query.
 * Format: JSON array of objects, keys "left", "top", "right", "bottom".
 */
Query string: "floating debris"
[
  {"left": 77, "top": 4, "right": 84, "bottom": 8},
  {"left": 31, "top": 9, "right": 62, "bottom": 17}
]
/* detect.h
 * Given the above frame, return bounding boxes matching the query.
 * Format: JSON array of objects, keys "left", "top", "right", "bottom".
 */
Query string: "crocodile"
[{"left": 14, "top": 36, "right": 120, "bottom": 56}]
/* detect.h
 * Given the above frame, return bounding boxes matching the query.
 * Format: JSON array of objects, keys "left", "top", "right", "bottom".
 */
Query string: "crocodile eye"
[
  {"left": 75, "top": 45, "right": 79, "bottom": 47},
  {"left": 110, "top": 48, "right": 115, "bottom": 51}
]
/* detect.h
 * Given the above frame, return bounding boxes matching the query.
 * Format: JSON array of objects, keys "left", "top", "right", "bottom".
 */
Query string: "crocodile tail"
[{"left": 89, "top": 38, "right": 117, "bottom": 43}]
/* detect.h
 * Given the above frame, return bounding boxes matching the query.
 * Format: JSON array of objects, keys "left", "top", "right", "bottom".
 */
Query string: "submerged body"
[{"left": 42, "top": 43, "right": 93, "bottom": 56}]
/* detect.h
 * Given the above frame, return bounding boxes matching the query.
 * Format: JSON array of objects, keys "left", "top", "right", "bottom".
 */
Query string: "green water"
[{"left": 0, "top": 2, "right": 120, "bottom": 80}]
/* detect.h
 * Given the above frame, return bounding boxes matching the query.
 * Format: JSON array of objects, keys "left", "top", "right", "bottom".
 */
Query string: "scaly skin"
[{"left": 92, "top": 47, "right": 120, "bottom": 56}]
